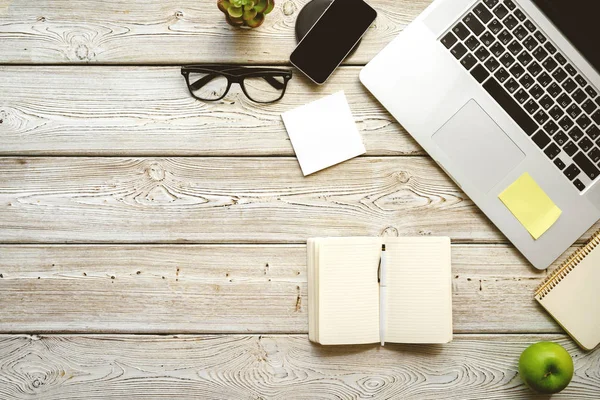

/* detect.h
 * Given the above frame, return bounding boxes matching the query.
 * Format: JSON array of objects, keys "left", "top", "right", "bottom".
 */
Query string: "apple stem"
[{"left": 543, "top": 372, "right": 552, "bottom": 378}]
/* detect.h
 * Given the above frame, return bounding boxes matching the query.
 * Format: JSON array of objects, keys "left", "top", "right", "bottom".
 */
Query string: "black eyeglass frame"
[{"left": 181, "top": 65, "right": 293, "bottom": 104}]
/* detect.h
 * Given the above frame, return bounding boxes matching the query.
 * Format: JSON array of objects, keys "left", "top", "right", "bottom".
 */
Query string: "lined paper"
[
  {"left": 539, "top": 248, "right": 600, "bottom": 350},
  {"left": 317, "top": 238, "right": 381, "bottom": 345},
  {"left": 308, "top": 236, "right": 452, "bottom": 345},
  {"left": 384, "top": 237, "right": 452, "bottom": 343}
]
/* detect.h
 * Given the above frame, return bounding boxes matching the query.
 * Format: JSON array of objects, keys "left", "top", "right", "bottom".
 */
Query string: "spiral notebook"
[
  {"left": 535, "top": 230, "right": 600, "bottom": 350},
  {"left": 307, "top": 237, "right": 452, "bottom": 345}
]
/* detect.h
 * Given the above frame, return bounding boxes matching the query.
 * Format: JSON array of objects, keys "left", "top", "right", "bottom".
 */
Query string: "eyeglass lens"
[
  {"left": 188, "top": 72, "right": 229, "bottom": 101},
  {"left": 187, "top": 71, "right": 287, "bottom": 102},
  {"left": 243, "top": 75, "right": 286, "bottom": 102}
]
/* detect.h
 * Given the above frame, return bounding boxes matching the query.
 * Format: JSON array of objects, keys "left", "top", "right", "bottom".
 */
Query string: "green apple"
[{"left": 519, "top": 341, "right": 574, "bottom": 394}]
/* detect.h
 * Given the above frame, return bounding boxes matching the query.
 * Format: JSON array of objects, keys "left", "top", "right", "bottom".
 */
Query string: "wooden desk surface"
[{"left": 0, "top": 1, "right": 598, "bottom": 398}]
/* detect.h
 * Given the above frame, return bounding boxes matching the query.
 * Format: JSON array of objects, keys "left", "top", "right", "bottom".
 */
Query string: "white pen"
[{"left": 379, "top": 244, "right": 387, "bottom": 346}]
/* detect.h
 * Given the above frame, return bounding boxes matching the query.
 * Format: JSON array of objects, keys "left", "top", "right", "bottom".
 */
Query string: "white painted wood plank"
[
  {"left": 0, "top": 0, "right": 430, "bottom": 64},
  {"left": 0, "top": 156, "right": 502, "bottom": 243},
  {"left": 0, "top": 334, "right": 597, "bottom": 399},
  {"left": 0, "top": 66, "right": 417, "bottom": 156},
  {"left": 0, "top": 244, "right": 577, "bottom": 334},
  {"left": 2, "top": 157, "right": 598, "bottom": 244},
  {"left": 0, "top": 245, "right": 307, "bottom": 334}
]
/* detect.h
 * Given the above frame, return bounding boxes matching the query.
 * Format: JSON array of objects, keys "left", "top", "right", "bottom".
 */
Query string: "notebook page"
[
  {"left": 539, "top": 248, "right": 600, "bottom": 350},
  {"left": 307, "top": 239, "right": 318, "bottom": 343},
  {"left": 318, "top": 237, "right": 381, "bottom": 345},
  {"left": 384, "top": 237, "right": 452, "bottom": 343}
]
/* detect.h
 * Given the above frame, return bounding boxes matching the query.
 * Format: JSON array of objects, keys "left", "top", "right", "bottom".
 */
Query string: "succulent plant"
[{"left": 217, "top": 0, "right": 275, "bottom": 28}]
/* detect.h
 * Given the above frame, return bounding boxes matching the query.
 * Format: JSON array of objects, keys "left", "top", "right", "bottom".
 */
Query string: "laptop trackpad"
[{"left": 432, "top": 99, "right": 525, "bottom": 193}]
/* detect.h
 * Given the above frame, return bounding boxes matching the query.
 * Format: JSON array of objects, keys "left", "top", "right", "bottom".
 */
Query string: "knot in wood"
[
  {"left": 381, "top": 226, "right": 399, "bottom": 237},
  {"left": 175, "top": 10, "right": 184, "bottom": 19},
  {"left": 283, "top": 1, "right": 296, "bottom": 15},
  {"left": 76, "top": 44, "right": 92, "bottom": 60},
  {"left": 358, "top": 376, "right": 387, "bottom": 394},
  {"left": 0, "top": 108, "right": 28, "bottom": 131},
  {"left": 32, "top": 379, "right": 42, "bottom": 388},
  {"left": 146, "top": 162, "right": 166, "bottom": 181},
  {"left": 395, "top": 171, "right": 410, "bottom": 184}
]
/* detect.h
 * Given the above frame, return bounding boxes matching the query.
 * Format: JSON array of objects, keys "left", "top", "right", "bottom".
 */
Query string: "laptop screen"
[{"left": 532, "top": 0, "right": 600, "bottom": 73}]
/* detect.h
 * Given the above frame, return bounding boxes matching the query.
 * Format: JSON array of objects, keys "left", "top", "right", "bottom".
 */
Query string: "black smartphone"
[{"left": 290, "top": 0, "right": 377, "bottom": 85}]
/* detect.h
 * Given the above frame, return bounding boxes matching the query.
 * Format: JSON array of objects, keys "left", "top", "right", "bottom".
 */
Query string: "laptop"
[{"left": 360, "top": 0, "right": 600, "bottom": 270}]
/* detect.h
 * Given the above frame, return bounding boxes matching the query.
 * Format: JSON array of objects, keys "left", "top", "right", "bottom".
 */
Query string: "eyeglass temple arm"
[{"left": 262, "top": 76, "right": 285, "bottom": 90}]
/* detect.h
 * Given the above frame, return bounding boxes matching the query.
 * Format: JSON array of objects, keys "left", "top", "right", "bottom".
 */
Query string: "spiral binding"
[{"left": 535, "top": 229, "right": 600, "bottom": 300}]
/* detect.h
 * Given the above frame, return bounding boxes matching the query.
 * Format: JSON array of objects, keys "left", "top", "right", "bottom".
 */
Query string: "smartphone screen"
[{"left": 290, "top": 0, "right": 377, "bottom": 84}]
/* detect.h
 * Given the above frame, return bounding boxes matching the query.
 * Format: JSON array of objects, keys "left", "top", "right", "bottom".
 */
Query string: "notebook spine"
[{"left": 535, "top": 229, "right": 600, "bottom": 300}]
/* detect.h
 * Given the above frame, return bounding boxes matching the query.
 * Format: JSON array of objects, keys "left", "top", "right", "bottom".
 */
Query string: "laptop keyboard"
[{"left": 440, "top": 0, "right": 600, "bottom": 192}]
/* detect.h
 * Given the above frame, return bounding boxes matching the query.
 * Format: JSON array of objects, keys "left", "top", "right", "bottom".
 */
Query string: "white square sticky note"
[{"left": 282, "top": 91, "right": 366, "bottom": 176}]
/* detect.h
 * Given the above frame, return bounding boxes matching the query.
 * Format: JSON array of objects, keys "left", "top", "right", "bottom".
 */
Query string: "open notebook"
[
  {"left": 308, "top": 237, "right": 452, "bottom": 345},
  {"left": 535, "top": 230, "right": 600, "bottom": 350}
]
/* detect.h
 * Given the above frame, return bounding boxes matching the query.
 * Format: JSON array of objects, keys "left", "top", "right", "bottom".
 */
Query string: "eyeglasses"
[{"left": 181, "top": 65, "right": 293, "bottom": 104}]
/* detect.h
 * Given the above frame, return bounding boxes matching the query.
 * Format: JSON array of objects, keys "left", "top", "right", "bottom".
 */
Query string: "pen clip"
[{"left": 377, "top": 244, "right": 385, "bottom": 283}]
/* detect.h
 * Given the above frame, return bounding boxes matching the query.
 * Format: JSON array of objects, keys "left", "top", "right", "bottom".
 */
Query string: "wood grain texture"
[
  {"left": 0, "top": 156, "right": 501, "bottom": 243},
  {"left": 2, "top": 156, "right": 598, "bottom": 244},
  {"left": 3, "top": 2, "right": 599, "bottom": 399},
  {"left": 0, "top": 0, "right": 430, "bottom": 64},
  {"left": 0, "top": 66, "right": 417, "bottom": 156},
  {"left": 0, "top": 334, "right": 598, "bottom": 399},
  {"left": 0, "top": 244, "right": 575, "bottom": 334}
]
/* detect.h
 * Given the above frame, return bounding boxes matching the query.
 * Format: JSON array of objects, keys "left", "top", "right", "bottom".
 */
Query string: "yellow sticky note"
[{"left": 498, "top": 172, "right": 561, "bottom": 240}]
